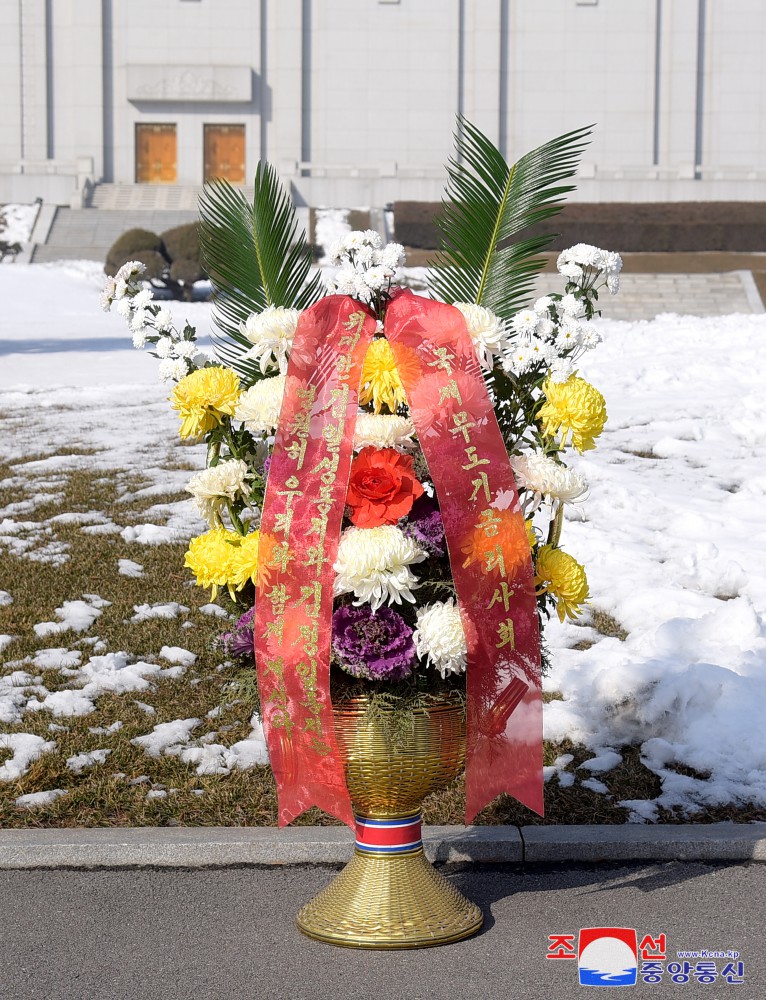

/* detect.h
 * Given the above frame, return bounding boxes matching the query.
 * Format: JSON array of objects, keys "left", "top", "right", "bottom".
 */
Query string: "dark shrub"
[
  {"left": 105, "top": 222, "right": 207, "bottom": 299},
  {"left": 105, "top": 228, "right": 166, "bottom": 276},
  {"left": 161, "top": 223, "right": 201, "bottom": 265}
]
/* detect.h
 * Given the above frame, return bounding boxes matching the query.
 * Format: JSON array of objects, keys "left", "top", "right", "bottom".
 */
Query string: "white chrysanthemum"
[
  {"left": 155, "top": 308, "right": 173, "bottom": 332},
  {"left": 580, "top": 324, "right": 602, "bottom": 349},
  {"left": 599, "top": 249, "right": 623, "bottom": 275},
  {"left": 353, "top": 413, "right": 416, "bottom": 450},
  {"left": 355, "top": 244, "right": 375, "bottom": 267},
  {"left": 132, "top": 288, "right": 153, "bottom": 310},
  {"left": 101, "top": 277, "right": 117, "bottom": 312},
  {"left": 332, "top": 268, "right": 357, "bottom": 295},
  {"left": 534, "top": 295, "right": 554, "bottom": 315},
  {"left": 131, "top": 329, "right": 147, "bottom": 349},
  {"left": 240, "top": 306, "right": 301, "bottom": 376},
  {"left": 362, "top": 266, "right": 388, "bottom": 291},
  {"left": 115, "top": 297, "right": 133, "bottom": 320},
  {"left": 172, "top": 340, "right": 198, "bottom": 359},
  {"left": 510, "top": 451, "right": 587, "bottom": 510},
  {"left": 234, "top": 376, "right": 285, "bottom": 433},
  {"left": 453, "top": 302, "right": 509, "bottom": 369},
  {"left": 333, "top": 525, "right": 426, "bottom": 611},
  {"left": 555, "top": 320, "right": 582, "bottom": 351},
  {"left": 414, "top": 600, "right": 467, "bottom": 678},
  {"left": 535, "top": 317, "right": 555, "bottom": 340},
  {"left": 157, "top": 357, "right": 188, "bottom": 383},
  {"left": 558, "top": 262, "right": 583, "bottom": 281},
  {"left": 566, "top": 243, "right": 603, "bottom": 268},
  {"left": 130, "top": 309, "right": 149, "bottom": 332},
  {"left": 528, "top": 337, "right": 557, "bottom": 365},
  {"left": 155, "top": 336, "right": 174, "bottom": 358},
  {"left": 559, "top": 293, "right": 584, "bottom": 318},
  {"left": 503, "top": 343, "right": 535, "bottom": 375},
  {"left": 511, "top": 309, "right": 539, "bottom": 336},
  {"left": 548, "top": 357, "right": 576, "bottom": 384},
  {"left": 115, "top": 260, "right": 146, "bottom": 282},
  {"left": 362, "top": 229, "right": 383, "bottom": 249},
  {"left": 114, "top": 278, "right": 129, "bottom": 300},
  {"left": 186, "top": 459, "right": 249, "bottom": 525},
  {"left": 606, "top": 273, "right": 620, "bottom": 295},
  {"left": 378, "top": 242, "right": 405, "bottom": 269}
]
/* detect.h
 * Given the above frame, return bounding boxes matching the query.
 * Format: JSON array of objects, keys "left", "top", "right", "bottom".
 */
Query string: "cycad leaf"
[
  {"left": 198, "top": 163, "right": 325, "bottom": 381},
  {"left": 427, "top": 117, "right": 591, "bottom": 320}
]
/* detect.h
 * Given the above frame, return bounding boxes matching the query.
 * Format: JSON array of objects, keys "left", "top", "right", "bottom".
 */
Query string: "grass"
[{"left": 1, "top": 452, "right": 764, "bottom": 829}]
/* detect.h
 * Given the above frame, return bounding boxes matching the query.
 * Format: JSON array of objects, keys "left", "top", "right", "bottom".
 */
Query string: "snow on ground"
[
  {"left": 0, "top": 203, "right": 37, "bottom": 244},
  {"left": 1, "top": 262, "right": 766, "bottom": 817}
]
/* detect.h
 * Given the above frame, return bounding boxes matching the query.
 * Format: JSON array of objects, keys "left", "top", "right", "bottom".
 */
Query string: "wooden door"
[
  {"left": 204, "top": 124, "right": 245, "bottom": 183},
  {"left": 135, "top": 124, "right": 177, "bottom": 183}
]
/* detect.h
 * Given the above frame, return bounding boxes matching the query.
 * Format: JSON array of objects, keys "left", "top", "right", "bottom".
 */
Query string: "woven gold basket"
[{"left": 295, "top": 694, "right": 483, "bottom": 949}]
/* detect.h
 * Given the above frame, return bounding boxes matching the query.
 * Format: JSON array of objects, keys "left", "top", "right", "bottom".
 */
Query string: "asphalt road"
[{"left": 0, "top": 861, "right": 762, "bottom": 1000}]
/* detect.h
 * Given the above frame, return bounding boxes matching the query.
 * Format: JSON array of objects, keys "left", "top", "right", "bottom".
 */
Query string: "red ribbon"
[{"left": 255, "top": 291, "right": 543, "bottom": 828}]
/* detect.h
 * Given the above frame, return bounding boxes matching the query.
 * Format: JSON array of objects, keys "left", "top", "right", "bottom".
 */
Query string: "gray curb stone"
[
  {"left": 521, "top": 823, "right": 766, "bottom": 863},
  {"left": 0, "top": 823, "right": 764, "bottom": 869}
]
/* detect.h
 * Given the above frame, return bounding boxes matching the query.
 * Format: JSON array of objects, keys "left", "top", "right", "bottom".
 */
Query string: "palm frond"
[
  {"left": 198, "top": 162, "right": 325, "bottom": 381},
  {"left": 427, "top": 117, "right": 591, "bottom": 320}
]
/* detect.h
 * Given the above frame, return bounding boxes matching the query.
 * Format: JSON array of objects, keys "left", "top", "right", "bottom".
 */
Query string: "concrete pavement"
[{"left": 0, "top": 861, "right": 762, "bottom": 999}]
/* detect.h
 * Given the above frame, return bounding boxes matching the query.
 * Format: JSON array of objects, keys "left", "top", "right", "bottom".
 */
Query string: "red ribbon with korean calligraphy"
[
  {"left": 256, "top": 290, "right": 543, "bottom": 829},
  {"left": 255, "top": 295, "right": 376, "bottom": 828},
  {"left": 385, "top": 291, "right": 543, "bottom": 820}
]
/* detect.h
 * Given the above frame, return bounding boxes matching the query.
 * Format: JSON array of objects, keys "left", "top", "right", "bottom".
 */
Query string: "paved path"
[{"left": 0, "top": 862, "right": 761, "bottom": 999}]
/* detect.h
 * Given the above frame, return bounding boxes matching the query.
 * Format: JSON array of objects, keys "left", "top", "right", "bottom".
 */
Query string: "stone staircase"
[{"left": 30, "top": 207, "right": 200, "bottom": 263}]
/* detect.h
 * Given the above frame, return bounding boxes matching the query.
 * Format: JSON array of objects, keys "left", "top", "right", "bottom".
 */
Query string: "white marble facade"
[{"left": 2, "top": 0, "right": 766, "bottom": 205}]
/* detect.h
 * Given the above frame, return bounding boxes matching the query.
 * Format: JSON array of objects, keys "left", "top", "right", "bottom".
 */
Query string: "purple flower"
[
  {"left": 332, "top": 604, "right": 416, "bottom": 681},
  {"left": 221, "top": 607, "right": 255, "bottom": 661},
  {"left": 402, "top": 495, "right": 446, "bottom": 557}
]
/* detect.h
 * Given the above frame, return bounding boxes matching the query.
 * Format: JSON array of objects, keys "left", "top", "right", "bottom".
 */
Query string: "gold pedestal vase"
[{"left": 296, "top": 696, "right": 484, "bottom": 949}]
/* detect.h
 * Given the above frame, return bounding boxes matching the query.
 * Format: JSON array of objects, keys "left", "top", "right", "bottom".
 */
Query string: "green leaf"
[
  {"left": 198, "top": 163, "right": 325, "bottom": 382},
  {"left": 426, "top": 116, "right": 591, "bottom": 321}
]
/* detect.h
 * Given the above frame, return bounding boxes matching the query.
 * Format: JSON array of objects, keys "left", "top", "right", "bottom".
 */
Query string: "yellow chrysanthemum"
[
  {"left": 534, "top": 544, "right": 589, "bottom": 622},
  {"left": 184, "top": 527, "right": 240, "bottom": 599},
  {"left": 537, "top": 374, "right": 607, "bottom": 453},
  {"left": 359, "top": 338, "right": 407, "bottom": 414},
  {"left": 229, "top": 530, "right": 261, "bottom": 590},
  {"left": 170, "top": 367, "right": 241, "bottom": 440}
]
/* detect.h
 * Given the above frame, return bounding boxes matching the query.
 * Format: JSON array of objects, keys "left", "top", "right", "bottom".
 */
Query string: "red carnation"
[{"left": 346, "top": 447, "right": 424, "bottom": 528}]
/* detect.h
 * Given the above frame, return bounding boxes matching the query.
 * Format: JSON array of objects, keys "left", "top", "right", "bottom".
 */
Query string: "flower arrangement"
[{"left": 102, "top": 120, "right": 621, "bottom": 809}]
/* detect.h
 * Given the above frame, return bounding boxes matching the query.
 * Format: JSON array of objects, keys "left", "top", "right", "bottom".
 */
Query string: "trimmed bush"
[
  {"left": 105, "top": 228, "right": 166, "bottom": 276},
  {"left": 105, "top": 222, "right": 207, "bottom": 300}
]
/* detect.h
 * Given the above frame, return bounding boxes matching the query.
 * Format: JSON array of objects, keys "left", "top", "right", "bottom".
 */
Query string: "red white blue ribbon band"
[{"left": 355, "top": 813, "right": 423, "bottom": 854}]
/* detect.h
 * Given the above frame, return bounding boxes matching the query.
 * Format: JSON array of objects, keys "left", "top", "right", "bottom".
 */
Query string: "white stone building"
[{"left": 2, "top": 0, "right": 766, "bottom": 208}]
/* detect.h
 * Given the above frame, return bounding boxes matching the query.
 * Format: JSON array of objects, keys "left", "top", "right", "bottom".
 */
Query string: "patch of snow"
[
  {"left": 146, "top": 789, "right": 167, "bottom": 800},
  {"left": 0, "top": 591, "right": 13, "bottom": 606},
  {"left": 131, "top": 717, "right": 200, "bottom": 757},
  {"left": 159, "top": 646, "right": 196, "bottom": 666},
  {"left": 0, "top": 733, "right": 56, "bottom": 781},
  {"left": 129, "top": 602, "right": 189, "bottom": 623},
  {"left": 121, "top": 523, "right": 186, "bottom": 545},
  {"left": 88, "top": 721, "right": 123, "bottom": 735},
  {"left": 578, "top": 751, "right": 623, "bottom": 774},
  {"left": 134, "top": 700, "right": 156, "bottom": 715},
  {"left": 118, "top": 558, "right": 144, "bottom": 578},
  {"left": 15, "top": 789, "right": 68, "bottom": 809},
  {"left": 0, "top": 203, "right": 37, "bottom": 243},
  {"left": 66, "top": 748, "right": 112, "bottom": 774},
  {"left": 31, "top": 648, "right": 82, "bottom": 670},
  {"left": 33, "top": 595, "right": 107, "bottom": 637},
  {"left": 199, "top": 603, "right": 228, "bottom": 618},
  {"left": 0, "top": 634, "right": 15, "bottom": 653},
  {"left": 581, "top": 778, "right": 610, "bottom": 794}
]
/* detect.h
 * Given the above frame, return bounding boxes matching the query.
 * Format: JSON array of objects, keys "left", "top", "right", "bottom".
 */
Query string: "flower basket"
[
  {"left": 296, "top": 693, "right": 482, "bottom": 948},
  {"left": 102, "top": 116, "right": 621, "bottom": 949}
]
